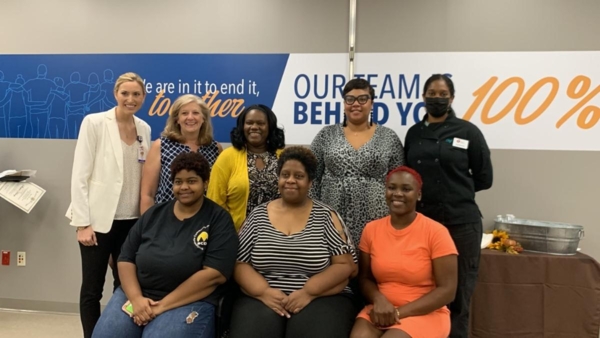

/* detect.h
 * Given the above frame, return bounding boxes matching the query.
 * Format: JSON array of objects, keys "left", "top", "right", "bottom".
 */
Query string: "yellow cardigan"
[{"left": 207, "top": 146, "right": 283, "bottom": 231}]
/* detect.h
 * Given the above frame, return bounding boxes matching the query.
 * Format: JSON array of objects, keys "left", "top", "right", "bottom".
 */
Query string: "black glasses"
[{"left": 343, "top": 94, "right": 371, "bottom": 105}]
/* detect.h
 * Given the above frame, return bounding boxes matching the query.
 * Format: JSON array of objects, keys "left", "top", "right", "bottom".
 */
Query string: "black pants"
[
  {"left": 348, "top": 277, "right": 367, "bottom": 309},
  {"left": 79, "top": 219, "right": 136, "bottom": 338},
  {"left": 229, "top": 293, "right": 356, "bottom": 338},
  {"left": 446, "top": 220, "right": 483, "bottom": 338}
]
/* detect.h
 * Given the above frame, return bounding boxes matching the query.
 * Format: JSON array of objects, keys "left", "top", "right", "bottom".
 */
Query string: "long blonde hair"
[
  {"left": 161, "top": 94, "right": 214, "bottom": 145},
  {"left": 114, "top": 72, "right": 145, "bottom": 95}
]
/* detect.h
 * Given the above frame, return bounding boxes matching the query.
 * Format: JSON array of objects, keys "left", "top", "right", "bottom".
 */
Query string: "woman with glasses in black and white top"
[{"left": 310, "top": 78, "right": 405, "bottom": 250}]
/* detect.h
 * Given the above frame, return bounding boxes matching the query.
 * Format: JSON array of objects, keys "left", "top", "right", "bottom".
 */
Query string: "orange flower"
[{"left": 487, "top": 230, "right": 522, "bottom": 254}]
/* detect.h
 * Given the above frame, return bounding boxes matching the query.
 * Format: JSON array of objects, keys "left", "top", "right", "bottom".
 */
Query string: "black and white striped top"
[{"left": 237, "top": 200, "right": 357, "bottom": 295}]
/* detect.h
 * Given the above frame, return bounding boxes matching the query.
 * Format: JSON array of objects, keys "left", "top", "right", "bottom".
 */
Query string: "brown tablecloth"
[{"left": 470, "top": 249, "right": 600, "bottom": 338}]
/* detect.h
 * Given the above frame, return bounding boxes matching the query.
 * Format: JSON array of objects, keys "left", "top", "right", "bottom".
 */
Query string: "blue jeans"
[{"left": 92, "top": 287, "right": 215, "bottom": 338}]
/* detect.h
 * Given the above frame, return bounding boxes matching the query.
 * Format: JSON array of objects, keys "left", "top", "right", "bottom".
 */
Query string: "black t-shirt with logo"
[{"left": 118, "top": 198, "right": 238, "bottom": 305}]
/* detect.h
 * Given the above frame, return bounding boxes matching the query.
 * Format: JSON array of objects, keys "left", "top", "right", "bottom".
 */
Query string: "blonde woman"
[
  {"left": 67, "top": 72, "right": 151, "bottom": 338},
  {"left": 140, "top": 94, "right": 221, "bottom": 214}
]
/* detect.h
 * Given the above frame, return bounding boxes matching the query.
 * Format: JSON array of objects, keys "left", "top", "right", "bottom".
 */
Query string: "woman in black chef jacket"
[{"left": 403, "top": 74, "right": 493, "bottom": 338}]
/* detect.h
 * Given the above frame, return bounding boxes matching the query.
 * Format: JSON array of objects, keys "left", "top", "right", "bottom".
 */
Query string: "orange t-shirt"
[{"left": 359, "top": 213, "right": 458, "bottom": 310}]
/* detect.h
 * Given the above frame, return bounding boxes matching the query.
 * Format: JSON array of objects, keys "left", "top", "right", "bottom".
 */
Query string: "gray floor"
[{"left": 0, "top": 309, "right": 81, "bottom": 338}]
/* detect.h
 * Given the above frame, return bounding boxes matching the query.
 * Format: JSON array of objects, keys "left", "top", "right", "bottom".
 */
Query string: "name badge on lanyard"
[{"left": 137, "top": 136, "right": 147, "bottom": 163}]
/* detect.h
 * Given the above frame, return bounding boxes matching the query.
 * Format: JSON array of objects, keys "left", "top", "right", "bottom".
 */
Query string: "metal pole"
[{"left": 348, "top": 0, "right": 357, "bottom": 80}]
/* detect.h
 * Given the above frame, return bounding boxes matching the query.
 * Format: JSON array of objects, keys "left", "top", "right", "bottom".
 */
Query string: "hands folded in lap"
[
  {"left": 369, "top": 295, "right": 401, "bottom": 328},
  {"left": 126, "top": 297, "right": 164, "bottom": 326},
  {"left": 257, "top": 288, "right": 315, "bottom": 318}
]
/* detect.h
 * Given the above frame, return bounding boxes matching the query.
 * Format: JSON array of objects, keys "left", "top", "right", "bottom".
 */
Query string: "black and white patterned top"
[
  {"left": 245, "top": 151, "right": 279, "bottom": 215},
  {"left": 237, "top": 200, "right": 357, "bottom": 295},
  {"left": 310, "top": 124, "right": 404, "bottom": 248},
  {"left": 155, "top": 136, "right": 220, "bottom": 204}
]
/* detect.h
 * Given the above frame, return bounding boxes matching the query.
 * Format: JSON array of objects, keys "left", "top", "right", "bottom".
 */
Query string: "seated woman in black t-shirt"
[
  {"left": 229, "top": 146, "right": 359, "bottom": 338},
  {"left": 92, "top": 152, "right": 239, "bottom": 338}
]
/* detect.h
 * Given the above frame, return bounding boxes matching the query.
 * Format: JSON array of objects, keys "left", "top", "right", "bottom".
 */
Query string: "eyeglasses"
[{"left": 343, "top": 94, "right": 371, "bottom": 105}]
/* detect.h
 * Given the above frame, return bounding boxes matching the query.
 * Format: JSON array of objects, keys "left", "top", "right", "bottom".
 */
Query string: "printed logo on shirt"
[{"left": 193, "top": 225, "right": 210, "bottom": 250}]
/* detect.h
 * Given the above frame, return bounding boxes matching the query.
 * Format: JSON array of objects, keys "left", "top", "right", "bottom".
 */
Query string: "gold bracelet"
[{"left": 76, "top": 226, "right": 89, "bottom": 232}]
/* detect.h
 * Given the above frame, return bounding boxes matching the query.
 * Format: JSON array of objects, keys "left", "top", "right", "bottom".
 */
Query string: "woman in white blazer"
[{"left": 67, "top": 72, "right": 151, "bottom": 338}]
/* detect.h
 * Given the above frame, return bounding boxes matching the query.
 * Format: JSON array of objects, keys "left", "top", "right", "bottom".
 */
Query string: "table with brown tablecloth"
[{"left": 470, "top": 249, "right": 600, "bottom": 338}]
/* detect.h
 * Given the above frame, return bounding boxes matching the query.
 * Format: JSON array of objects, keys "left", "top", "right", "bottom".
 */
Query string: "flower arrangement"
[{"left": 487, "top": 229, "right": 524, "bottom": 254}]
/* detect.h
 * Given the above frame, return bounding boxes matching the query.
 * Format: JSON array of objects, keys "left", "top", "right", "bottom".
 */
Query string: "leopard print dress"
[{"left": 310, "top": 124, "right": 405, "bottom": 247}]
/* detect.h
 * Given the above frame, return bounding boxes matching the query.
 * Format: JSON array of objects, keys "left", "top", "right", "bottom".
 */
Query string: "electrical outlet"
[{"left": 17, "top": 252, "right": 26, "bottom": 267}]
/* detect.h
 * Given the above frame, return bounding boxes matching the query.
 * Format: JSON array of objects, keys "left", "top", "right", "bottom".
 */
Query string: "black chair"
[{"left": 215, "top": 281, "right": 239, "bottom": 338}]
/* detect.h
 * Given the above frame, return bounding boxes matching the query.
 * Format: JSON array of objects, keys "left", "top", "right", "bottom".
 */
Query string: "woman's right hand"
[
  {"left": 369, "top": 294, "right": 399, "bottom": 328},
  {"left": 131, "top": 297, "right": 158, "bottom": 326},
  {"left": 76, "top": 226, "right": 97, "bottom": 246},
  {"left": 257, "top": 288, "right": 290, "bottom": 318}
]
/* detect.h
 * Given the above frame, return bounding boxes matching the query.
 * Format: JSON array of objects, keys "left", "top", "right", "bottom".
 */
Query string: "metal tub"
[{"left": 493, "top": 215, "right": 585, "bottom": 255}]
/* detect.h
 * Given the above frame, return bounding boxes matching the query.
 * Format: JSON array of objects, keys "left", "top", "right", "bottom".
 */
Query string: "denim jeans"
[{"left": 92, "top": 287, "right": 215, "bottom": 338}]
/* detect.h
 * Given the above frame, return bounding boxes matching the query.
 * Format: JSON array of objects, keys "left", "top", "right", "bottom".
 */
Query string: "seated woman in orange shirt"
[{"left": 350, "top": 166, "right": 458, "bottom": 338}]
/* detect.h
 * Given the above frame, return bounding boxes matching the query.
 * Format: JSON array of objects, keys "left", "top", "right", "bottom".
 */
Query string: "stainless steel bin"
[{"left": 493, "top": 215, "right": 584, "bottom": 255}]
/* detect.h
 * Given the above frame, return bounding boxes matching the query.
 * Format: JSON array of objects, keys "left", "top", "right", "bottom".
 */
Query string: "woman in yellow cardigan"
[{"left": 207, "top": 104, "right": 285, "bottom": 231}]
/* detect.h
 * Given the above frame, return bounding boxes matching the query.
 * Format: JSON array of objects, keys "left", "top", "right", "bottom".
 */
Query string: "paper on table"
[
  {"left": 0, "top": 169, "right": 37, "bottom": 179},
  {"left": 481, "top": 233, "right": 494, "bottom": 249},
  {"left": 0, "top": 170, "right": 17, "bottom": 177},
  {"left": 0, "top": 181, "right": 46, "bottom": 213}
]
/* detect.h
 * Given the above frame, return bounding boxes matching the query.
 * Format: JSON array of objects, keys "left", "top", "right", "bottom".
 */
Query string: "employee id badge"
[
  {"left": 137, "top": 136, "right": 147, "bottom": 163},
  {"left": 452, "top": 137, "right": 470, "bottom": 150}
]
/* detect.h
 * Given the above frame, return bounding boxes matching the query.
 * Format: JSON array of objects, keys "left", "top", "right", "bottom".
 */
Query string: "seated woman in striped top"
[{"left": 229, "top": 146, "right": 359, "bottom": 338}]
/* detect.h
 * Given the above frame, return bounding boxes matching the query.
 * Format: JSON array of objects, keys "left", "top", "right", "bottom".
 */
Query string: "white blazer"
[{"left": 66, "top": 108, "right": 151, "bottom": 233}]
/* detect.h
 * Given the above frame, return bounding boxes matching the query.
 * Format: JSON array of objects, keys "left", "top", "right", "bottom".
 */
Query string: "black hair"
[
  {"left": 170, "top": 152, "right": 210, "bottom": 183},
  {"left": 230, "top": 104, "right": 285, "bottom": 153},
  {"left": 276, "top": 146, "right": 318, "bottom": 181},
  {"left": 423, "top": 74, "right": 455, "bottom": 97},
  {"left": 342, "top": 78, "right": 375, "bottom": 127}
]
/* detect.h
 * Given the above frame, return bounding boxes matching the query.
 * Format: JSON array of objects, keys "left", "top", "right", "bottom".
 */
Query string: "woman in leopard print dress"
[{"left": 310, "top": 79, "right": 404, "bottom": 248}]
